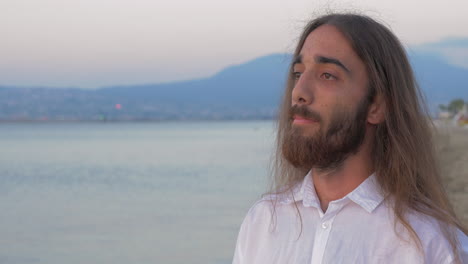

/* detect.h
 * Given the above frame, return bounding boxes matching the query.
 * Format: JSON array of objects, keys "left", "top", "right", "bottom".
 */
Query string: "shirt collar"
[
  {"left": 346, "top": 173, "right": 385, "bottom": 213},
  {"left": 277, "top": 171, "right": 385, "bottom": 213}
]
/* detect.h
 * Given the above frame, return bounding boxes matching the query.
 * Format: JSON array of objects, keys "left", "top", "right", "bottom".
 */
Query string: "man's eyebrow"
[
  {"left": 315, "top": 55, "right": 350, "bottom": 73},
  {"left": 292, "top": 55, "right": 302, "bottom": 66}
]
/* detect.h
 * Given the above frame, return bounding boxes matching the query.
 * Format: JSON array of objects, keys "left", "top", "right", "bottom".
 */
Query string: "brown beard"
[{"left": 282, "top": 97, "right": 370, "bottom": 171}]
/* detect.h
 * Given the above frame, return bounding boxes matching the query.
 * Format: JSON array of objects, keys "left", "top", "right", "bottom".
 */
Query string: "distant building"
[
  {"left": 438, "top": 111, "right": 452, "bottom": 119},
  {"left": 453, "top": 103, "right": 468, "bottom": 126}
]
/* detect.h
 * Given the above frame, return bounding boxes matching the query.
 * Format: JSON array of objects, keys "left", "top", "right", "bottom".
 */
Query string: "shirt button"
[{"left": 321, "top": 222, "right": 328, "bottom": 229}]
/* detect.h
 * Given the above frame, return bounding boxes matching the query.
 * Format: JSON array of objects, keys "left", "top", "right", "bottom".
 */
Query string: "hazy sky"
[{"left": 2, "top": 0, "right": 468, "bottom": 88}]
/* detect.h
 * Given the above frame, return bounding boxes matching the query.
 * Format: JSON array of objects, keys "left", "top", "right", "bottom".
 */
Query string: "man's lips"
[{"left": 292, "top": 115, "right": 318, "bottom": 124}]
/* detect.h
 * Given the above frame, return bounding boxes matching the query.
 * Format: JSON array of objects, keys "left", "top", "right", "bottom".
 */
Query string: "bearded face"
[{"left": 282, "top": 96, "right": 370, "bottom": 171}]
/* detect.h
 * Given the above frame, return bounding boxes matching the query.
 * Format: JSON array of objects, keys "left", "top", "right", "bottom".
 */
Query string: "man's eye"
[
  {"left": 321, "top": 73, "right": 335, "bottom": 80},
  {"left": 293, "top": 72, "right": 302, "bottom": 80}
]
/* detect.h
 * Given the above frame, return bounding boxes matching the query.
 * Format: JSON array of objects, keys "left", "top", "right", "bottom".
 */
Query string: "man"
[{"left": 233, "top": 13, "right": 468, "bottom": 263}]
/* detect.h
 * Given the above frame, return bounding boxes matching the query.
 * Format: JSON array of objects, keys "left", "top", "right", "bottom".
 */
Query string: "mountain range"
[{"left": 1, "top": 41, "right": 467, "bottom": 121}]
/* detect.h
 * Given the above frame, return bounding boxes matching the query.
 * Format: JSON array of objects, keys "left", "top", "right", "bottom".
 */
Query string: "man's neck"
[{"left": 312, "top": 138, "right": 374, "bottom": 212}]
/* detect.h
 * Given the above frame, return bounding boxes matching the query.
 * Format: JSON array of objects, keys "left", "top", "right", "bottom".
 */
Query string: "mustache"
[{"left": 289, "top": 105, "right": 322, "bottom": 122}]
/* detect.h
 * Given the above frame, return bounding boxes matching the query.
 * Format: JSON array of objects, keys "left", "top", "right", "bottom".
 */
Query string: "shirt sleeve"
[
  {"left": 232, "top": 204, "right": 255, "bottom": 264},
  {"left": 425, "top": 228, "right": 468, "bottom": 264},
  {"left": 232, "top": 199, "right": 273, "bottom": 264},
  {"left": 458, "top": 229, "right": 468, "bottom": 264}
]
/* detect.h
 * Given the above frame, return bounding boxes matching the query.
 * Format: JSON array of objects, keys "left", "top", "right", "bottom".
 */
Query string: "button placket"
[
  {"left": 310, "top": 201, "right": 345, "bottom": 264},
  {"left": 310, "top": 215, "right": 336, "bottom": 264}
]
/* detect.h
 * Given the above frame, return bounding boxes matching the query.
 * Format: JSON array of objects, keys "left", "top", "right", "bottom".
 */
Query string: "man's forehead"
[
  {"left": 295, "top": 25, "right": 361, "bottom": 74},
  {"left": 298, "top": 25, "right": 355, "bottom": 61}
]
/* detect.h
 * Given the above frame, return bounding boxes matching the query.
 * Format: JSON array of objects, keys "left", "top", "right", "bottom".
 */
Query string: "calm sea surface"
[{"left": 0, "top": 121, "right": 275, "bottom": 264}]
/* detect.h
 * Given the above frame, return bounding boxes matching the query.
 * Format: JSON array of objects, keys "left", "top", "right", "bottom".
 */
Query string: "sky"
[{"left": 2, "top": 0, "right": 468, "bottom": 88}]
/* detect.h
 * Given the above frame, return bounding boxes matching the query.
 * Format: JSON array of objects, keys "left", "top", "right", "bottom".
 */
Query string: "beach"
[{"left": 436, "top": 125, "right": 468, "bottom": 226}]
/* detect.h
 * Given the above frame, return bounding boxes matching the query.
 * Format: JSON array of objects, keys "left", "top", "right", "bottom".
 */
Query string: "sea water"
[{"left": 0, "top": 121, "right": 275, "bottom": 264}]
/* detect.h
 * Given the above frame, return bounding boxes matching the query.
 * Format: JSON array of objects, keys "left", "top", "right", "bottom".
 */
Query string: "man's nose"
[{"left": 292, "top": 74, "right": 314, "bottom": 105}]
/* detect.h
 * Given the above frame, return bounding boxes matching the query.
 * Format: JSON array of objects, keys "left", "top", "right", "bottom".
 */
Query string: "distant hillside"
[
  {"left": 1, "top": 46, "right": 467, "bottom": 121},
  {"left": 98, "top": 54, "right": 291, "bottom": 108},
  {"left": 413, "top": 37, "right": 468, "bottom": 69},
  {"left": 410, "top": 51, "right": 468, "bottom": 107}
]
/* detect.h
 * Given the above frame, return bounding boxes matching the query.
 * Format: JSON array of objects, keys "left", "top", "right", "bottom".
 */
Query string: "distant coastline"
[
  {"left": 1, "top": 52, "right": 467, "bottom": 122},
  {"left": 0, "top": 117, "right": 276, "bottom": 123}
]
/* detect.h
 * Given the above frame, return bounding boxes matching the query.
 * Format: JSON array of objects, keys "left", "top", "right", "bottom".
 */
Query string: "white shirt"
[{"left": 233, "top": 172, "right": 468, "bottom": 264}]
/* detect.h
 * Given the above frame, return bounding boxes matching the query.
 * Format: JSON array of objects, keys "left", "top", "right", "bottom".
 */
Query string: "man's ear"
[{"left": 367, "top": 94, "right": 386, "bottom": 125}]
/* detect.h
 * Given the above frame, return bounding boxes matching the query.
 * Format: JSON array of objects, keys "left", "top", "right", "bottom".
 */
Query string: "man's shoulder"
[
  {"left": 406, "top": 210, "right": 445, "bottom": 237},
  {"left": 240, "top": 194, "right": 303, "bottom": 230},
  {"left": 375, "top": 199, "right": 453, "bottom": 240},
  {"left": 242, "top": 198, "right": 275, "bottom": 223},
  {"left": 401, "top": 209, "right": 467, "bottom": 263}
]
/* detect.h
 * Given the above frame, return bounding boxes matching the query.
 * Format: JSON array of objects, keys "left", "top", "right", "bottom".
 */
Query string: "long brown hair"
[{"left": 271, "top": 12, "right": 467, "bottom": 260}]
